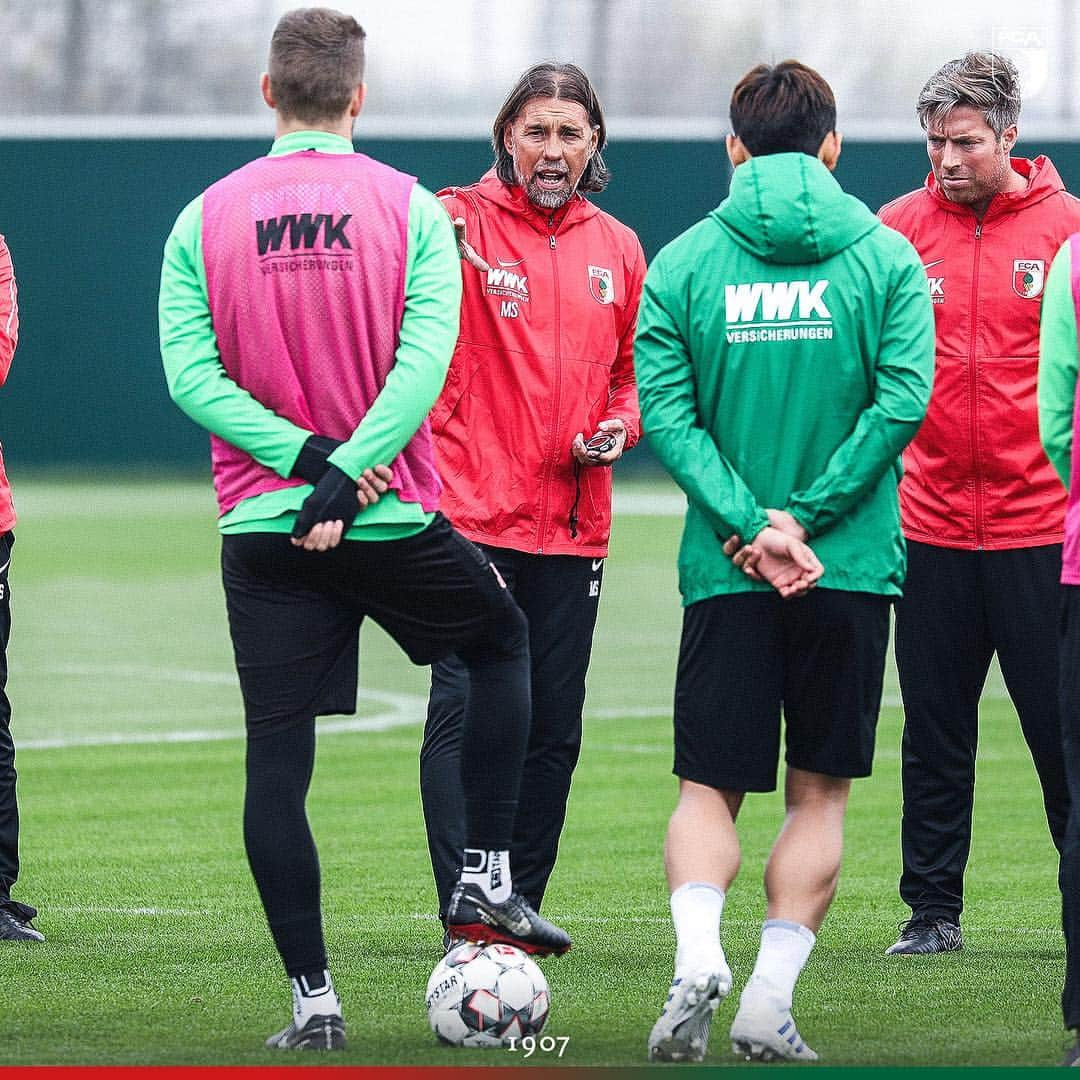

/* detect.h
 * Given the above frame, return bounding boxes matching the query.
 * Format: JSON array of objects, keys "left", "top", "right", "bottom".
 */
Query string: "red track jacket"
[
  {"left": 433, "top": 171, "right": 645, "bottom": 556},
  {"left": 880, "top": 157, "right": 1080, "bottom": 549},
  {"left": 0, "top": 235, "right": 17, "bottom": 534}
]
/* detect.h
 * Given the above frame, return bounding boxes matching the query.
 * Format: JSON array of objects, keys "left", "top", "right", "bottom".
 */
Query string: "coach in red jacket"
[
  {"left": 880, "top": 51, "right": 1080, "bottom": 955},
  {"left": 420, "top": 61, "right": 645, "bottom": 929},
  {"left": 0, "top": 235, "right": 41, "bottom": 942}
]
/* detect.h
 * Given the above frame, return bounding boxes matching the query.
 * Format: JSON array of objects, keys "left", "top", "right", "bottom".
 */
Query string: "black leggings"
[
  {"left": 242, "top": 603, "right": 531, "bottom": 978},
  {"left": 230, "top": 523, "right": 532, "bottom": 977},
  {"left": 244, "top": 719, "right": 323, "bottom": 979}
]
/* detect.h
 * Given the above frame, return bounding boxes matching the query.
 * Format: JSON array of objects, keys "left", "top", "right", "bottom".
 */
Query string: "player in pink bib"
[{"left": 159, "top": 8, "right": 569, "bottom": 1053}]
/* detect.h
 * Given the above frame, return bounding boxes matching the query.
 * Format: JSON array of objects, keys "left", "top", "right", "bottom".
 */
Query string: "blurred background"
[{"left": 0, "top": 0, "right": 1076, "bottom": 472}]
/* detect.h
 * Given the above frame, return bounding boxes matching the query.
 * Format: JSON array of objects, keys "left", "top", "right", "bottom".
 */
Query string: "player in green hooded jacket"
[{"left": 637, "top": 62, "right": 934, "bottom": 1064}]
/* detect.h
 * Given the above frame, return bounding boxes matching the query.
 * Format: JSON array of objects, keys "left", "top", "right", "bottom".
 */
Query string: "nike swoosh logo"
[
  {"left": 478, "top": 906, "right": 530, "bottom": 935},
  {"left": 922, "top": 259, "right": 944, "bottom": 271},
  {"left": 591, "top": 559, "right": 604, "bottom": 571},
  {"left": 497, "top": 257, "right": 524, "bottom": 268},
  {"left": 499, "top": 912, "right": 532, "bottom": 935}
]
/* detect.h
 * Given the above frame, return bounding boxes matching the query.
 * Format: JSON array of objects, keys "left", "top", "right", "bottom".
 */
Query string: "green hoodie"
[{"left": 635, "top": 153, "right": 934, "bottom": 605}]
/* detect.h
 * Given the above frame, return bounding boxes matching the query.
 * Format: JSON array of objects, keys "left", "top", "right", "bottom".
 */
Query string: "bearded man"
[{"left": 419, "top": 62, "right": 646, "bottom": 940}]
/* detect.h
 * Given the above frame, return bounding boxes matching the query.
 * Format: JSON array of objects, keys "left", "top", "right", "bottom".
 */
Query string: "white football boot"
[
  {"left": 730, "top": 989, "right": 818, "bottom": 1062},
  {"left": 648, "top": 966, "right": 732, "bottom": 1063}
]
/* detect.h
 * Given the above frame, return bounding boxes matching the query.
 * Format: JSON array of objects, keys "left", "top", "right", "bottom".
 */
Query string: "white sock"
[
  {"left": 291, "top": 969, "right": 341, "bottom": 1024},
  {"left": 741, "top": 919, "right": 816, "bottom": 1011},
  {"left": 461, "top": 847, "right": 512, "bottom": 903},
  {"left": 670, "top": 881, "right": 729, "bottom": 981}
]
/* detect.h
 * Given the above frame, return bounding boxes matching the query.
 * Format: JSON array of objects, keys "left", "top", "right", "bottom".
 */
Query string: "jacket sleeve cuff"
[
  {"left": 783, "top": 500, "right": 817, "bottom": 539},
  {"left": 734, "top": 511, "right": 770, "bottom": 545}
]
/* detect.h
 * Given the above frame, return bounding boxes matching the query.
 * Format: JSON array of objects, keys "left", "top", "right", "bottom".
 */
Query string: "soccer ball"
[{"left": 425, "top": 941, "right": 550, "bottom": 1047}]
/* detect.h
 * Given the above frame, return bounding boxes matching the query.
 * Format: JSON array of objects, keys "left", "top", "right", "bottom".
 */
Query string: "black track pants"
[
  {"left": 1057, "top": 585, "right": 1080, "bottom": 1028},
  {"left": 895, "top": 541, "right": 1068, "bottom": 921},
  {"left": 421, "top": 548, "right": 604, "bottom": 918}
]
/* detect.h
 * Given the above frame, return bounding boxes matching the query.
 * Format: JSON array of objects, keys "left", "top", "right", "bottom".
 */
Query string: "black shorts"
[
  {"left": 674, "top": 589, "right": 891, "bottom": 792},
  {"left": 221, "top": 514, "right": 518, "bottom": 735}
]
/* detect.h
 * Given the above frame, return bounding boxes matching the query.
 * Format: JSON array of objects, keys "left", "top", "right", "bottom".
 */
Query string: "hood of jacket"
[{"left": 712, "top": 152, "right": 879, "bottom": 265}]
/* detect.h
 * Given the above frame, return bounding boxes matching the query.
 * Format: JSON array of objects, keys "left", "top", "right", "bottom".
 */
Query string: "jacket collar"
[
  {"left": 923, "top": 155, "right": 1064, "bottom": 220},
  {"left": 471, "top": 168, "right": 598, "bottom": 233},
  {"left": 268, "top": 130, "right": 355, "bottom": 156}
]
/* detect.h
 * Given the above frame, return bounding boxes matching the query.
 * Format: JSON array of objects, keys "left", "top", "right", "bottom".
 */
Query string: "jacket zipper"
[
  {"left": 969, "top": 220, "right": 983, "bottom": 548},
  {"left": 536, "top": 222, "right": 561, "bottom": 553}
]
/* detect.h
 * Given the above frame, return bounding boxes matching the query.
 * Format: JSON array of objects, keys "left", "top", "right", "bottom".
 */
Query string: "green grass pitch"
[{"left": 0, "top": 475, "right": 1066, "bottom": 1066}]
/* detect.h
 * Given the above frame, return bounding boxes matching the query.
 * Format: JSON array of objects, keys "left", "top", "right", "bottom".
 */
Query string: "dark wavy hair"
[
  {"left": 730, "top": 60, "right": 836, "bottom": 157},
  {"left": 492, "top": 62, "right": 610, "bottom": 193}
]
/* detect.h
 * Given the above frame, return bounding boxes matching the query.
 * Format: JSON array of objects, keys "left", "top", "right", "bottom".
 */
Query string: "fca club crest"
[
  {"left": 1013, "top": 259, "right": 1045, "bottom": 299},
  {"left": 588, "top": 264, "right": 614, "bottom": 305},
  {"left": 993, "top": 27, "right": 1049, "bottom": 100}
]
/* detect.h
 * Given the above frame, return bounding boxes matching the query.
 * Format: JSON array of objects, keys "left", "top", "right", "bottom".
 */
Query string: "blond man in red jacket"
[
  {"left": 0, "top": 235, "right": 41, "bottom": 942},
  {"left": 880, "top": 51, "right": 1080, "bottom": 955},
  {"left": 421, "top": 61, "right": 645, "bottom": 934}
]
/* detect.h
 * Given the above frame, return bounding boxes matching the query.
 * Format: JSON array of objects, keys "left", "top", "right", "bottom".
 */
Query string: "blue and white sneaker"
[
  {"left": 648, "top": 968, "right": 731, "bottom": 1063},
  {"left": 730, "top": 993, "right": 818, "bottom": 1062}
]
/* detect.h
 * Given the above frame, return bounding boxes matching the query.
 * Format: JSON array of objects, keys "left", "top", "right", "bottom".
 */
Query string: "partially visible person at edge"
[
  {"left": 635, "top": 60, "right": 934, "bottom": 1063},
  {"left": 0, "top": 234, "right": 42, "bottom": 943},
  {"left": 879, "top": 50, "right": 1079, "bottom": 957},
  {"left": 419, "top": 61, "right": 645, "bottom": 939},
  {"left": 159, "top": 7, "right": 569, "bottom": 1052},
  {"left": 1038, "top": 227, "right": 1080, "bottom": 1066}
]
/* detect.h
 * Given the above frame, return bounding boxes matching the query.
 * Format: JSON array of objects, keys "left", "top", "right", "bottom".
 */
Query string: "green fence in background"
[{"left": 0, "top": 137, "right": 1076, "bottom": 470}]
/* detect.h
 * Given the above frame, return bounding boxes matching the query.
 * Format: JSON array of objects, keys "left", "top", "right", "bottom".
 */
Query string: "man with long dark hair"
[{"left": 420, "top": 62, "right": 646, "bottom": 940}]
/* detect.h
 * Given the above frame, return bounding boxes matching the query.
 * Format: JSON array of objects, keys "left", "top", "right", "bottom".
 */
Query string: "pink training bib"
[{"left": 201, "top": 149, "right": 442, "bottom": 516}]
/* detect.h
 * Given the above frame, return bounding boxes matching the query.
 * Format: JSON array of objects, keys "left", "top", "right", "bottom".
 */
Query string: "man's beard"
[
  {"left": 941, "top": 153, "right": 1012, "bottom": 209},
  {"left": 519, "top": 167, "right": 574, "bottom": 210}
]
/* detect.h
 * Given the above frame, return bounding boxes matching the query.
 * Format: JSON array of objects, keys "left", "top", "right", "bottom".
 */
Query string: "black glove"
[
  {"left": 291, "top": 464, "right": 360, "bottom": 539},
  {"left": 290, "top": 435, "right": 344, "bottom": 485}
]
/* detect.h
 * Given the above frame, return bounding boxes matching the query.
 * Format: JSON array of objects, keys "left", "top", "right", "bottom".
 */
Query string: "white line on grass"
[
  {"left": 410, "top": 911, "right": 672, "bottom": 925},
  {"left": 36, "top": 907, "right": 1063, "bottom": 935},
  {"left": 19, "top": 712, "right": 422, "bottom": 750},
  {"left": 17, "top": 665, "right": 1009, "bottom": 751},
  {"left": 48, "top": 905, "right": 205, "bottom": 916},
  {"left": 19, "top": 666, "right": 429, "bottom": 750},
  {"left": 48, "top": 662, "right": 239, "bottom": 686}
]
